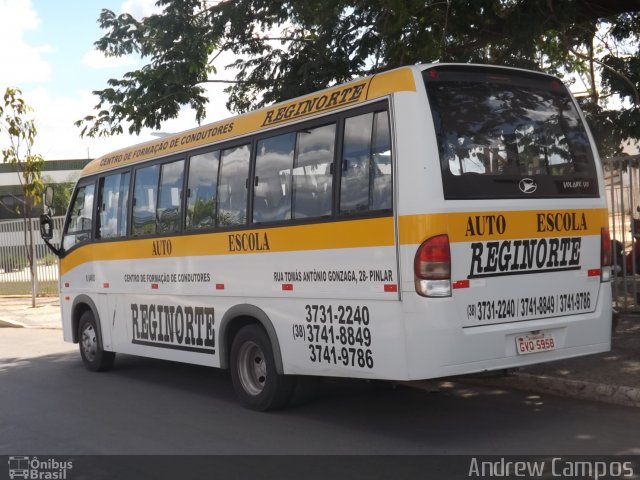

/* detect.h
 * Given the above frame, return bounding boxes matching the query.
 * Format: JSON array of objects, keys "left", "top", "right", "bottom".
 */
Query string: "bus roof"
[{"left": 81, "top": 66, "right": 418, "bottom": 177}]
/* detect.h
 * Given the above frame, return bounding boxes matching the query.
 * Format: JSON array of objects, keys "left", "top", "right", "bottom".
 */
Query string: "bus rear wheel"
[
  {"left": 78, "top": 310, "right": 115, "bottom": 372},
  {"left": 230, "top": 324, "right": 294, "bottom": 411}
]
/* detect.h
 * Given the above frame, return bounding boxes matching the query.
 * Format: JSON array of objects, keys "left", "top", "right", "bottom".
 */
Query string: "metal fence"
[
  {"left": 0, "top": 216, "right": 64, "bottom": 296},
  {"left": 605, "top": 154, "right": 640, "bottom": 312}
]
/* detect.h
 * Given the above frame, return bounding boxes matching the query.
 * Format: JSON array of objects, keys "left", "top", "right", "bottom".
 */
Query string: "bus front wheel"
[
  {"left": 230, "top": 324, "right": 294, "bottom": 410},
  {"left": 78, "top": 310, "right": 115, "bottom": 372}
]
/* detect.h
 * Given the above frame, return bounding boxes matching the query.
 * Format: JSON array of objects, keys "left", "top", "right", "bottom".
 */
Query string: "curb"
[{"left": 448, "top": 373, "right": 640, "bottom": 409}]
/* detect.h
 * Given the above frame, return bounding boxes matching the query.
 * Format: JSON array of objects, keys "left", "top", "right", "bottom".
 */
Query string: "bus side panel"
[
  {"left": 62, "top": 237, "right": 408, "bottom": 378},
  {"left": 110, "top": 293, "right": 221, "bottom": 368},
  {"left": 60, "top": 293, "right": 74, "bottom": 343},
  {"left": 263, "top": 298, "right": 408, "bottom": 379},
  {"left": 59, "top": 261, "right": 112, "bottom": 350},
  {"left": 105, "top": 294, "right": 409, "bottom": 378}
]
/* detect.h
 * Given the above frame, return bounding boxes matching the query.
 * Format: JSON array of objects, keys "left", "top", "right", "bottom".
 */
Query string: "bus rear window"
[{"left": 424, "top": 67, "right": 599, "bottom": 199}]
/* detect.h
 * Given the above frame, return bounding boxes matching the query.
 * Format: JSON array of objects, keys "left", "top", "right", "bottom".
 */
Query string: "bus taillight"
[{"left": 414, "top": 234, "right": 451, "bottom": 297}]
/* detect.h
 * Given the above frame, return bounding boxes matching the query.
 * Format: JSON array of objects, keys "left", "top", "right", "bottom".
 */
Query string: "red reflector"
[
  {"left": 452, "top": 280, "right": 470, "bottom": 289},
  {"left": 384, "top": 284, "right": 398, "bottom": 292},
  {"left": 282, "top": 283, "right": 293, "bottom": 291},
  {"left": 151, "top": 283, "right": 159, "bottom": 290},
  {"left": 216, "top": 283, "right": 225, "bottom": 290},
  {"left": 103, "top": 283, "right": 109, "bottom": 289},
  {"left": 64, "top": 282, "right": 70, "bottom": 288},
  {"left": 588, "top": 269, "right": 601, "bottom": 277}
]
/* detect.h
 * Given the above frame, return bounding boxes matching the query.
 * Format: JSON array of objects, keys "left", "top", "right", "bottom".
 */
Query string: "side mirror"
[{"left": 40, "top": 213, "right": 54, "bottom": 241}]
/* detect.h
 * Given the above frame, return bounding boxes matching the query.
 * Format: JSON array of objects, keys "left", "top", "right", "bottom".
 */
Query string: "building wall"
[{"left": 0, "top": 159, "right": 90, "bottom": 220}]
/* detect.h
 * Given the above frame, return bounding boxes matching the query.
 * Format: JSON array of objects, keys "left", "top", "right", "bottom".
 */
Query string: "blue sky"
[
  {"left": 0, "top": 0, "right": 232, "bottom": 161},
  {"left": 27, "top": 1, "right": 121, "bottom": 98}
]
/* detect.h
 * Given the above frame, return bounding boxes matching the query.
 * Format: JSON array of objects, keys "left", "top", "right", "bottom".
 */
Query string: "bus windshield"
[{"left": 424, "top": 66, "right": 599, "bottom": 199}]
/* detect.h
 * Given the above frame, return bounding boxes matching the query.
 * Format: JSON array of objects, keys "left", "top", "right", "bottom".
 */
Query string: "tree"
[
  {"left": 1, "top": 88, "right": 45, "bottom": 307},
  {"left": 76, "top": 0, "right": 640, "bottom": 157}
]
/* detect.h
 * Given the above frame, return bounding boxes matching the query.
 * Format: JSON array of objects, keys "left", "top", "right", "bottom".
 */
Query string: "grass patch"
[{"left": 0, "top": 281, "right": 58, "bottom": 296}]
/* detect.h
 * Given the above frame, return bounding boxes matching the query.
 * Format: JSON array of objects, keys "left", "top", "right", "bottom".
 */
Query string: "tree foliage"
[
  {"left": 1, "top": 88, "right": 44, "bottom": 209},
  {"left": 77, "top": 0, "right": 640, "bottom": 156},
  {"left": 1, "top": 87, "right": 45, "bottom": 306}
]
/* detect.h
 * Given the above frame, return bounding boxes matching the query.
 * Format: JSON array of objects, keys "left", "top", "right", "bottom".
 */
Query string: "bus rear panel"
[{"left": 397, "top": 65, "right": 610, "bottom": 379}]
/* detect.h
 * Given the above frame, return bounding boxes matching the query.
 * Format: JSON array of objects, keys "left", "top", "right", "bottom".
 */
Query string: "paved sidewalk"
[
  {"left": 511, "top": 314, "right": 640, "bottom": 405},
  {"left": 450, "top": 315, "right": 640, "bottom": 407},
  {"left": 408, "top": 314, "right": 640, "bottom": 408},
  {"left": 0, "top": 296, "right": 61, "bottom": 329},
  {"left": 1, "top": 295, "right": 638, "bottom": 407}
]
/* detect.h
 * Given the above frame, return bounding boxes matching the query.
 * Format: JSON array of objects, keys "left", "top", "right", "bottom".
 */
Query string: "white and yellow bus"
[{"left": 41, "top": 64, "right": 612, "bottom": 410}]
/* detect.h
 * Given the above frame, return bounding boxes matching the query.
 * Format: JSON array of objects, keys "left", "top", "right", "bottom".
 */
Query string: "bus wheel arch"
[
  {"left": 219, "top": 304, "right": 284, "bottom": 375},
  {"left": 71, "top": 295, "right": 115, "bottom": 372},
  {"left": 71, "top": 295, "right": 101, "bottom": 344}
]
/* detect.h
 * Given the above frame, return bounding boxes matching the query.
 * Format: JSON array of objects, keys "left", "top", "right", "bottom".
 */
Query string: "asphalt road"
[{"left": 1, "top": 329, "right": 639, "bottom": 456}]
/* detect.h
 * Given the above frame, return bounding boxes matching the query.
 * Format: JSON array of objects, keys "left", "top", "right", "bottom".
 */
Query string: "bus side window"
[
  {"left": 293, "top": 124, "right": 335, "bottom": 219},
  {"left": 186, "top": 151, "right": 220, "bottom": 230},
  {"left": 63, "top": 183, "right": 95, "bottom": 251},
  {"left": 340, "top": 110, "right": 392, "bottom": 214},
  {"left": 157, "top": 160, "right": 185, "bottom": 233},
  {"left": 371, "top": 111, "right": 392, "bottom": 210},
  {"left": 217, "top": 144, "right": 250, "bottom": 226},
  {"left": 132, "top": 164, "right": 160, "bottom": 236},
  {"left": 341, "top": 113, "right": 373, "bottom": 212},
  {"left": 253, "top": 132, "right": 295, "bottom": 223},
  {"left": 96, "top": 171, "right": 130, "bottom": 239}
]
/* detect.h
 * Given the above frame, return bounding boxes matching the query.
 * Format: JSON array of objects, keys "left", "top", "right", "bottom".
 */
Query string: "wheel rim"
[
  {"left": 237, "top": 340, "right": 267, "bottom": 396},
  {"left": 81, "top": 323, "right": 98, "bottom": 362}
]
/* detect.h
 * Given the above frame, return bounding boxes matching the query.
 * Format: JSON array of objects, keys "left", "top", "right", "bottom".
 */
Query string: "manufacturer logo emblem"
[{"left": 519, "top": 178, "right": 537, "bottom": 194}]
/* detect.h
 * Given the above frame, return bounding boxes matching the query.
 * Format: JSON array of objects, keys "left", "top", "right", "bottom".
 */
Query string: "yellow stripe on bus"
[
  {"left": 81, "top": 68, "right": 417, "bottom": 177},
  {"left": 59, "top": 208, "right": 608, "bottom": 276},
  {"left": 367, "top": 68, "right": 416, "bottom": 100},
  {"left": 398, "top": 208, "right": 608, "bottom": 244},
  {"left": 60, "top": 217, "right": 396, "bottom": 276}
]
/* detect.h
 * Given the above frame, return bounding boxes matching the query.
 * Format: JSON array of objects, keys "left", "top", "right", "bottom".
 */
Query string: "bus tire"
[
  {"left": 78, "top": 310, "right": 115, "bottom": 372},
  {"left": 230, "top": 324, "right": 294, "bottom": 411}
]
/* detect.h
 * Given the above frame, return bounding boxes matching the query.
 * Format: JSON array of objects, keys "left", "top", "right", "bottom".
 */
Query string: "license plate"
[{"left": 516, "top": 332, "right": 556, "bottom": 355}]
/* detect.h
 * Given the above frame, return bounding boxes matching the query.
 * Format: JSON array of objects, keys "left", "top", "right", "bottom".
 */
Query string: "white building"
[{"left": 0, "top": 159, "right": 90, "bottom": 220}]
